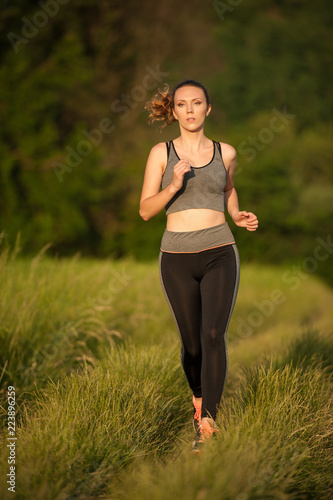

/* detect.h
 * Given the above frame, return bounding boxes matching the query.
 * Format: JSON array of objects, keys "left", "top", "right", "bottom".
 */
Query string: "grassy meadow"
[{"left": 0, "top": 241, "right": 332, "bottom": 499}]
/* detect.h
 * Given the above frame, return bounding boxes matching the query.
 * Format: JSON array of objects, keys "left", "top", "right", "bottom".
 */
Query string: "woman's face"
[{"left": 172, "top": 86, "right": 211, "bottom": 131}]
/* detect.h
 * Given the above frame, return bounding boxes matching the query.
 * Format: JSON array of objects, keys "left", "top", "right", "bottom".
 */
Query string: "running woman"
[{"left": 139, "top": 80, "right": 258, "bottom": 452}]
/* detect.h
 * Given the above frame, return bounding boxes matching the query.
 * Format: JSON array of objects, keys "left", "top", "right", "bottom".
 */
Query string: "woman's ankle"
[{"left": 193, "top": 395, "right": 202, "bottom": 406}]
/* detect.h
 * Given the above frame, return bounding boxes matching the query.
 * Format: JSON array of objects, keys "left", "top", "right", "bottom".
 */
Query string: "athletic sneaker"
[
  {"left": 192, "top": 395, "right": 202, "bottom": 432},
  {"left": 192, "top": 417, "right": 219, "bottom": 454}
]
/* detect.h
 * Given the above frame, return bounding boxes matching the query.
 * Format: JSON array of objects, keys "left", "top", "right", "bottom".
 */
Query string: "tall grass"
[
  {"left": 0, "top": 344, "right": 189, "bottom": 500},
  {"left": 0, "top": 239, "right": 135, "bottom": 403},
  {"left": 0, "top": 240, "right": 332, "bottom": 499},
  {"left": 110, "top": 357, "right": 333, "bottom": 500},
  {"left": 2, "top": 335, "right": 331, "bottom": 500}
]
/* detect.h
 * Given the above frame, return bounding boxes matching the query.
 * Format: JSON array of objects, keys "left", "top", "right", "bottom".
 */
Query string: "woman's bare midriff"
[{"left": 166, "top": 209, "right": 226, "bottom": 232}]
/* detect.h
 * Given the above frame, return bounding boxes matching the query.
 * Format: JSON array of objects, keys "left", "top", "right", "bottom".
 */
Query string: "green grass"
[
  {"left": 0, "top": 241, "right": 332, "bottom": 499},
  {"left": 2, "top": 345, "right": 189, "bottom": 499},
  {"left": 110, "top": 359, "right": 332, "bottom": 500}
]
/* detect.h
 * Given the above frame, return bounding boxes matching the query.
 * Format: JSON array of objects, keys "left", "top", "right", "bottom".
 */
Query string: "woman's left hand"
[{"left": 232, "top": 211, "right": 259, "bottom": 231}]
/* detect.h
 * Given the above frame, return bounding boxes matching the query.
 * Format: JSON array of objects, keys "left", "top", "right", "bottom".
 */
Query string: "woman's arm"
[
  {"left": 139, "top": 143, "right": 191, "bottom": 221},
  {"left": 221, "top": 143, "right": 259, "bottom": 232}
]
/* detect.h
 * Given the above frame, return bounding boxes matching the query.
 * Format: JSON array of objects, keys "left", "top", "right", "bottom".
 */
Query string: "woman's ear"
[
  {"left": 172, "top": 108, "right": 178, "bottom": 121},
  {"left": 206, "top": 104, "right": 212, "bottom": 117}
]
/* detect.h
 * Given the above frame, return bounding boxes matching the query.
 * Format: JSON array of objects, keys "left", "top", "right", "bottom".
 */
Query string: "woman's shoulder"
[
  {"left": 218, "top": 141, "right": 237, "bottom": 162},
  {"left": 146, "top": 142, "right": 168, "bottom": 173},
  {"left": 151, "top": 141, "right": 169, "bottom": 150},
  {"left": 148, "top": 141, "right": 168, "bottom": 157}
]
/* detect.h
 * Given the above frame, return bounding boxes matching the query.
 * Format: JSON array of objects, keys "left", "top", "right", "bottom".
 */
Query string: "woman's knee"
[
  {"left": 183, "top": 344, "right": 202, "bottom": 362},
  {"left": 204, "top": 326, "right": 225, "bottom": 349}
]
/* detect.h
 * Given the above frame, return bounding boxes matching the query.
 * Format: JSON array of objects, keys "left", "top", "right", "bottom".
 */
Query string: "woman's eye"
[{"left": 194, "top": 101, "right": 202, "bottom": 105}]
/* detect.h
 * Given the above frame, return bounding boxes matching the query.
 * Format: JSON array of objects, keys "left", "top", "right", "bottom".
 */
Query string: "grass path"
[{"left": 109, "top": 342, "right": 333, "bottom": 500}]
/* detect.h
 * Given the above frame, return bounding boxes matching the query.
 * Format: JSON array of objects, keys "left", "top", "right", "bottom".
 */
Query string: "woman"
[{"left": 139, "top": 80, "right": 258, "bottom": 452}]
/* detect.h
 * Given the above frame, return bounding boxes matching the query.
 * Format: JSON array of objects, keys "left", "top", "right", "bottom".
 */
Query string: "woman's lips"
[{"left": 187, "top": 117, "right": 195, "bottom": 121}]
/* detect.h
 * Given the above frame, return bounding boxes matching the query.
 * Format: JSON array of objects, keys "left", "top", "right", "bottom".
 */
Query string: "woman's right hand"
[{"left": 171, "top": 159, "right": 191, "bottom": 191}]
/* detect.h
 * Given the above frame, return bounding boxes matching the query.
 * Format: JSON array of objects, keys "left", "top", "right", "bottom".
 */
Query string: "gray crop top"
[{"left": 161, "top": 140, "right": 227, "bottom": 215}]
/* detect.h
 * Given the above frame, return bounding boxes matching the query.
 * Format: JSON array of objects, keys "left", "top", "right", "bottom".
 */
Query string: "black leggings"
[{"left": 159, "top": 244, "right": 240, "bottom": 420}]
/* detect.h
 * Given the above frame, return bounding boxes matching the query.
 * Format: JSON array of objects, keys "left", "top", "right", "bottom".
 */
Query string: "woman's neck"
[{"left": 175, "top": 129, "right": 210, "bottom": 153}]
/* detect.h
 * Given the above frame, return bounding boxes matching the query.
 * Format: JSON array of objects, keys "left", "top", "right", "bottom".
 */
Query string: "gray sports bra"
[{"left": 161, "top": 140, "right": 227, "bottom": 215}]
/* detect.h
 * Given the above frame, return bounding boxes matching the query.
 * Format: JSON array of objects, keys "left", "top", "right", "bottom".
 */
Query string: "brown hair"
[
  {"left": 145, "top": 84, "right": 175, "bottom": 128},
  {"left": 145, "top": 80, "right": 210, "bottom": 128}
]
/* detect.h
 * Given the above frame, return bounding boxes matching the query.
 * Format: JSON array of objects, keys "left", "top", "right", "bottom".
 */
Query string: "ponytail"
[{"left": 144, "top": 85, "right": 175, "bottom": 128}]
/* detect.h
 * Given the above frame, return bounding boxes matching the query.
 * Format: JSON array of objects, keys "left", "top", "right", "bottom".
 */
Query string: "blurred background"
[{"left": 0, "top": 0, "right": 332, "bottom": 284}]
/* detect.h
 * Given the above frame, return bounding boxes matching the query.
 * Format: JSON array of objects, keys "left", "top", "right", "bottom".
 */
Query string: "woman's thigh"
[
  {"left": 159, "top": 251, "right": 202, "bottom": 354},
  {"left": 199, "top": 244, "right": 240, "bottom": 345}
]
